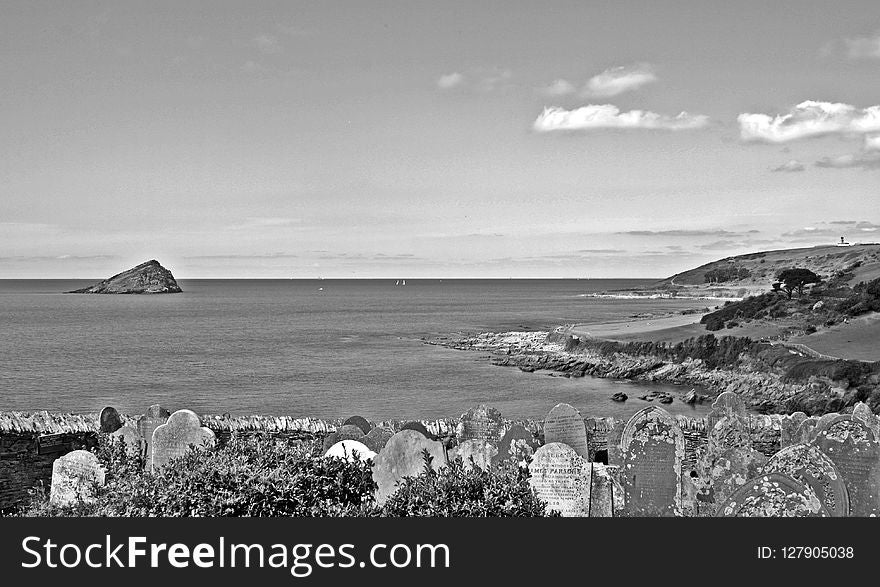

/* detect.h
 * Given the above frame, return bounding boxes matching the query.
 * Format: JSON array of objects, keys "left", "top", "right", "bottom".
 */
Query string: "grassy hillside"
[{"left": 658, "top": 243, "right": 880, "bottom": 289}]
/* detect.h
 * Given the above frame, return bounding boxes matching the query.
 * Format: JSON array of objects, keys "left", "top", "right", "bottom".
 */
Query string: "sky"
[{"left": 1, "top": 0, "right": 879, "bottom": 278}]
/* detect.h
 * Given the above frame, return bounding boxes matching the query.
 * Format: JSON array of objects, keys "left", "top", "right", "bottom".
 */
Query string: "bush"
[{"left": 380, "top": 451, "right": 556, "bottom": 517}]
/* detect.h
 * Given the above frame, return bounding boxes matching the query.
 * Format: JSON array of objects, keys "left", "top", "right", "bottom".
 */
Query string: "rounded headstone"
[
  {"left": 457, "top": 404, "right": 505, "bottom": 443},
  {"left": 528, "top": 443, "right": 592, "bottom": 517},
  {"left": 343, "top": 415, "right": 372, "bottom": 436},
  {"left": 99, "top": 406, "right": 123, "bottom": 434},
  {"left": 400, "top": 421, "right": 431, "bottom": 438},
  {"left": 543, "top": 403, "right": 588, "bottom": 458},
  {"left": 362, "top": 426, "right": 394, "bottom": 453},
  {"left": 110, "top": 425, "right": 143, "bottom": 459},
  {"left": 49, "top": 450, "right": 105, "bottom": 506},
  {"left": 371, "top": 430, "right": 447, "bottom": 504},
  {"left": 150, "top": 409, "right": 216, "bottom": 471},
  {"left": 449, "top": 439, "right": 497, "bottom": 471},
  {"left": 763, "top": 443, "right": 849, "bottom": 517},
  {"left": 715, "top": 473, "right": 828, "bottom": 517},
  {"left": 324, "top": 440, "right": 376, "bottom": 463},
  {"left": 137, "top": 405, "right": 171, "bottom": 468},
  {"left": 492, "top": 424, "right": 540, "bottom": 467},
  {"left": 336, "top": 424, "right": 367, "bottom": 442}
]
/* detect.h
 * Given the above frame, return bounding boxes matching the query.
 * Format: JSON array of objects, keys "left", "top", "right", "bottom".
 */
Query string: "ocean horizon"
[{"left": 1, "top": 278, "right": 713, "bottom": 420}]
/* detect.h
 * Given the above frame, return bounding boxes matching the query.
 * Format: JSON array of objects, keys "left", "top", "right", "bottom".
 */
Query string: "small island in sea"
[{"left": 67, "top": 259, "right": 182, "bottom": 294}]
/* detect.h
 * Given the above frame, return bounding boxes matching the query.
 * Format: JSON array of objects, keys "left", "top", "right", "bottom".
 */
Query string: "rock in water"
[{"left": 68, "top": 260, "right": 182, "bottom": 294}]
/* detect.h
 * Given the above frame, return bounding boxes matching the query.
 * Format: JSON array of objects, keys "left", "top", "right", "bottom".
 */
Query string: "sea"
[{"left": 0, "top": 279, "right": 715, "bottom": 421}]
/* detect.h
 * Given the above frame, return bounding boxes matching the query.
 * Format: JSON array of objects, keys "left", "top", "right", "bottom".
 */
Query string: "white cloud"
[
  {"left": 815, "top": 152, "right": 880, "bottom": 170},
  {"left": 253, "top": 34, "right": 282, "bottom": 55},
  {"left": 770, "top": 160, "right": 805, "bottom": 173},
  {"left": 738, "top": 101, "right": 880, "bottom": 143},
  {"left": 845, "top": 32, "right": 880, "bottom": 59},
  {"left": 436, "top": 72, "right": 465, "bottom": 90},
  {"left": 533, "top": 104, "right": 709, "bottom": 132},
  {"left": 583, "top": 64, "right": 657, "bottom": 97},
  {"left": 865, "top": 135, "right": 880, "bottom": 151},
  {"left": 539, "top": 79, "right": 576, "bottom": 97}
]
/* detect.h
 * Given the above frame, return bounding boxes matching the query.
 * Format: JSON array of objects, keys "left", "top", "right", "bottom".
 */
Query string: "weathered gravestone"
[
  {"left": 715, "top": 473, "right": 828, "bottom": 517},
  {"left": 606, "top": 419, "right": 626, "bottom": 467},
  {"left": 796, "top": 417, "right": 819, "bottom": 444},
  {"left": 110, "top": 425, "right": 143, "bottom": 458},
  {"left": 763, "top": 443, "right": 849, "bottom": 517},
  {"left": 99, "top": 406, "right": 123, "bottom": 433},
  {"left": 150, "top": 409, "right": 216, "bottom": 471},
  {"left": 137, "top": 404, "right": 171, "bottom": 467},
  {"left": 361, "top": 426, "right": 394, "bottom": 453},
  {"left": 324, "top": 440, "right": 377, "bottom": 463},
  {"left": 492, "top": 424, "right": 540, "bottom": 467},
  {"left": 852, "top": 402, "right": 880, "bottom": 438},
  {"left": 457, "top": 404, "right": 505, "bottom": 444},
  {"left": 619, "top": 406, "right": 684, "bottom": 516},
  {"left": 450, "top": 439, "right": 497, "bottom": 471},
  {"left": 343, "top": 415, "right": 372, "bottom": 436},
  {"left": 589, "top": 464, "right": 626, "bottom": 517},
  {"left": 810, "top": 414, "right": 880, "bottom": 517},
  {"left": 400, "top": 421, "right": 431, "bottom": 438},
  {"left": 706, "top": 391, "right": 748, "bottom": 434},
  {"left": 543, "top": 403, "right": 588, "bottom": 458},
  {"left": 337, "top": 424, "right": 367, "bottom": 442},
  {"left": 49, "top": 450, "right": 105, "bottom": 506},
  {"left": 528, "top": 443, "right": 592, "bottom": 517},
  {"left": 704, "top": 413, "right": 766, "bottom": 504},
  {"left": 780, "top": 412, "right": 808, "bottom": 448},
  {"left": 372, "top": 430, "right": 447, "bottom": 504}
]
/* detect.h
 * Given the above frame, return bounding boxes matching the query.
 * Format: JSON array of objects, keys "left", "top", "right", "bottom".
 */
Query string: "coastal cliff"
[{"left": 68, "top": 260, "right": 182, "bottom": 294}]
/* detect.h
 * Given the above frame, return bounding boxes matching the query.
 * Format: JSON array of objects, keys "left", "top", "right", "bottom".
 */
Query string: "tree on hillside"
[{"left": 776, "top": 268, "right": 821, "bottom": 299}]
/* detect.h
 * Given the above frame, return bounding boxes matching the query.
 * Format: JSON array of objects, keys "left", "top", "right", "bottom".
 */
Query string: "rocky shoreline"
[{"left": 425, "top": 329, "right": 819, "bottom": 414}]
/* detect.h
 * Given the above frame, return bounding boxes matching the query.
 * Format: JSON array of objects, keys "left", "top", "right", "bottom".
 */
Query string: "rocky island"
[{"left": 67, "top": 260, "right": 182, "bottom": 294}]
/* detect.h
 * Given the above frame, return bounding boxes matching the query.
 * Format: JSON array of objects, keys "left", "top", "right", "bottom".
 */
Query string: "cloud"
[
  {"left": 0, "top": 254, "right": 118, "bottom": 262},
  {"left": 782, "top": 221, "right": 880, "bottom": 238},
  {"left": 533, "top": 104, "right": 709, "bottom": 132},
  {"left": 583, "top": 64, "right": 657, "bottom": 97},
  {"left": 252, "top": 34, "right": 282, "bottom": 55},
  {"left": 770, "top": 159, "right": 805, "bottom": 173},
  {"left": 539, "top": 79, "right": 576, "bottom": 97},
  {"left": 865, "top": 135, "right": 880, "bottom": 151},
  {"left": 814, "top": 151, "right": 880, "bottom": 170},
  {"left": 844, "top": 31, "right": 880, "bottom": 59},
  {"left": 228, "top": 217, "right": 302, "bottom": 230},
  {"left": 437, "top": 72, "right": 465, "bottom": 90},
  {"left": 618, "top": 229, "right": 739, "bottom": 237},
  {"left": 738, "top": 101, "right": 880, "bottom": 143},
  {"left": 186, "top": 253, "right": 299, "bottom": 260}
]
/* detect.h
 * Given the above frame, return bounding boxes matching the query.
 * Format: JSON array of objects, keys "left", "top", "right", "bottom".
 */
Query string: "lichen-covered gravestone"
[
  {"left": 49, "top": 450, "right": 105, "bottom": 506},
  {"left": 457, "top": 404, "right": 505, "bottom": 444},
  {"left": 528, "top": 443, "right": 592, "bottom": 517},
  {"left": 706, "top": 391, "right": 748, "bottom": 435},
  {"left": 372, "top": 430, "right": 447, "bottom": 504},
  {"left": 852, "top": 402, "right": 879, "bottom": 438},
  {"left": 762, "top": 443, "right": 849, "bottom": 517},
  {"left": 796, "top": 417, "right": 819, "bottom": 444},
  {"left": 324, "top": 440, "right": 376, "bottom": 463},
  {"left": 492, "top": 424, "right": 540, "bottom": 467},
  {"left": 137, "top": 404, "right": 171, "bottom": 467},
  {"left": 99, "top": 406, "right": 123, "bottom": 433},
  {"left": 150, "top": 409, "right": 216, "bottom": 471},
  {"left": 110, "top": 425, "right": 143, "bottom": 459},
  {"left": 715, "top": 473, "right": 828, "bottom": 517},
  {"left": 361, "top": 426, "right": 394, "bottom": 453},
  {"left": 343, "top": 415, "right": 373, "bottom": 436},
  {"left": 450, "top": 439, "right": 497, "bottom": 471},
  {"left": 810, "top": 414, "right": 880, "bottom": 517},
  {"left": 543, "top": 403, "right": 588, "bottom": 458},
  {"left": 619, "top": 406, "right": 684, "bottom": 516},
  {"left": 704, "top": 413, "right": 766, "bottom": 504},
  {"left": 780, "top": 412, "right": 808, "bottom": 448}
]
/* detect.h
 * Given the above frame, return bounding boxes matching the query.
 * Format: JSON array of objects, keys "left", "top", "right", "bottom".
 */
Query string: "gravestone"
[
  {"left": 372, "top": 430, "right": 447, "bottom": 504},
  {"left": 457, "top": 404, "right": 505, "bottom": 444},
  {"left": 150, "top": 409, "right": 216, "bottom": 471},
  {"left": 110, "top": 425, "right": 143, "bottom": 459},
  {"left": 336, "top": 424, "right": 367, "bottom": 442},
  {"left": 706, "top": 391, "right": 747, "bottom": 434},
  {"left": 400, "top": 421, "right": 431, "bottom": 438},
  {"left": 606, "top": 420, "right": 626, "bottom": 467},
  {"left": 852, "top": 402, "right": 880, "bottom": 438},
  {"left": 362, "top": 426, "right": 394, "bottom": 453},
  {"left": 590, "top": 464, "right": 625, "bottom": 517},
  {"left": 343, "top": 415, "right": 372, "bottom": 436},
  {"left": 811, "top": 415, "right": 880, "bottom": 517},
  {"left": 705, "top": 414, "right": 765, "bottom": 504},
  {"left": 796, "top": 417, "right": 819, "bottom": 444},
  {"left": 780, "top": 412, "right": 808, "bottom": 448},
  {"left": 99, "top": 406, "right": 123, "bottom": 434},
  {"left": 619, "top": 406, "right": 684, "bottom": 516},
  {"left": 528, "top": 443, "right": 592, "bottom": 517},
  {"left": 450, "top": 439, "right": 497, "bottom": 471},
  {"left": 137, "top": 404, "right": 171, "bottom": 467},
  {"left": 324, "top": 440, "right": 376, "bottom": 463},
  {"left": 763, "top": 443, "right": 849, "bottom": 517},
  {"left": 715, "top": 473, "right": 828, "bottom": 517},
  {"left": 543, "top": 403, "right": 588, "bottom": 458},
  {"left": 49, "top": 450, "right": 105, "bottom": 506},
  {"left": 492, "top": 424, "right": 540, "bottom": 467}
]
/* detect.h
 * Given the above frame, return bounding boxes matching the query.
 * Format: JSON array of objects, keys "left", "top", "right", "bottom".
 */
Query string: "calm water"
[{"left": 0, "top": 279, "right": 712, "bottom": 420}]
